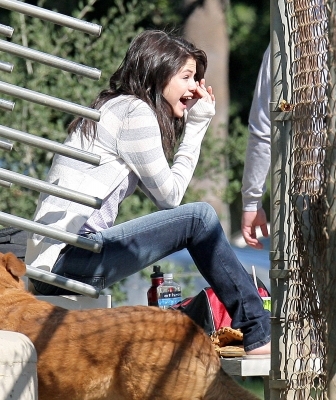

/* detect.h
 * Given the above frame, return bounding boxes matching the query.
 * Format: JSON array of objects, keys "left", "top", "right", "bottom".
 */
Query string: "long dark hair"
[{"left": 68, "top": 30, "right": 207, "bottom": 156}]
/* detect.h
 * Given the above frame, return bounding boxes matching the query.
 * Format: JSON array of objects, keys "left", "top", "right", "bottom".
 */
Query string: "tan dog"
[{"left": 0, "top": 252, "right": 259, "bottom": 400}]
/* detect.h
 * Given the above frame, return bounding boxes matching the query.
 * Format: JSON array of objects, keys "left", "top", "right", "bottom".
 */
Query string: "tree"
[{"left": 182, "top": 0, "right": 230, "bottom": 234}]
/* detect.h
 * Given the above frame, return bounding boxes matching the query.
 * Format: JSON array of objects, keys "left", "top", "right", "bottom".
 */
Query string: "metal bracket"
[
  {"left": 269, "top": 269, "right": 291, "bottom": 280},
  {"left": 274, "top": 110, "right": 293, "bottom": 122},
  {"left": 270, "top": 101, "right": 293, "bottom": 121},
  {"left": 269, "top": 378, "right": 288, "bottom": 390},
  {"left": 269, "top": 249, "right": 287, "bottom": 261}
]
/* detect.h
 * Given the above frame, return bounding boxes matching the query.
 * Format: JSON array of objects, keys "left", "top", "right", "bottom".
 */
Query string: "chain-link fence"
[{"left": 271, "top": 0, "right": 334, "bottom": 398}]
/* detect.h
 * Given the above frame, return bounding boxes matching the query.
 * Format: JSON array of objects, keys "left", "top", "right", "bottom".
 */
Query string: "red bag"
[{"left": 172, "top": 279, "right": 269, "bottom": 335}]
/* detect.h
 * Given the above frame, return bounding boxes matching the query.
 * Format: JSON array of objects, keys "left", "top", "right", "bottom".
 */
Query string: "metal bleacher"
[{"left": 0, "top": 0, "right": 108, "bottom": 303}]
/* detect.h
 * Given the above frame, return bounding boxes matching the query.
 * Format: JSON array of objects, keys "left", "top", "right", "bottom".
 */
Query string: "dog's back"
[{"left": 0, "top": 252, "right": 259, "bottom": 400}]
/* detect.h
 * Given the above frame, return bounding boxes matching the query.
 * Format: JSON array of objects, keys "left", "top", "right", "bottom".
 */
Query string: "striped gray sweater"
[{"left": 25, "top": 95, "right": 215, "bottom": 270}]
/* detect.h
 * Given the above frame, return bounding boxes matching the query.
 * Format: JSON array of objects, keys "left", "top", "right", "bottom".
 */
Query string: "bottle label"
[
  {"left": 157, "top": 290, "right": 182, "bottom": 309},
  {"left": 159, "top": 291, "right": 181, "bottom": 299}
]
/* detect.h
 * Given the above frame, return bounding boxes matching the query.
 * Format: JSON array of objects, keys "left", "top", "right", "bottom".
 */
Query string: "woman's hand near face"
[
  {"left": 196, "top": 78, "right": 215, "bottom": 104},
  {"left": 186, "top": 78, "right": 215, "bottom": 110}
]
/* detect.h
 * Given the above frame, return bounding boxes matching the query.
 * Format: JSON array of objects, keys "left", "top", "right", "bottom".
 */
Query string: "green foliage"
[
  {"left": 223, "top": 117, "right": 248, "bottom": 205},
  {"left": 0, "top": 0, "right": 149, "bottom": 219},
  {"left": 140, "top": 0, "right": 183, "bottom": 29},
  {"left": 235, "top": 377, "right": 264, "bottom": 399},
  {"left": 108, "top": 280, "right": 128, "bottom": 304},
  {"left": 228, "top": 1, "right": 270, "bottom": 121},
  {"left": 192, "top": 127, "right": 224, "bottom": 180},
  {"left": 224, "top": 115, "right": 270, "bottom": 233},
  {"left": 226, "top": 0, "right": 270, "bottom": 231}
]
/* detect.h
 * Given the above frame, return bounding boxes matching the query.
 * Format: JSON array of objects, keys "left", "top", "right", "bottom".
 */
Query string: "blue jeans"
[{"left": 32, "top": 202, "right": 270, "bottom": 351}]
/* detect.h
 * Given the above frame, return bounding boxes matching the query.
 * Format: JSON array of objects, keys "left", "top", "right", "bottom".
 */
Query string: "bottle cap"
[
  {"left": 150, "top": 265, "right": 163, "bottom": 278},
  {"left": 163, "top": 273, "right": 173, "bottom": 279}
]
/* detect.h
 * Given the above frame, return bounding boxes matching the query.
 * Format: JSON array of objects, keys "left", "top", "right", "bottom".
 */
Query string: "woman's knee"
[
  {"left": 181, "top": 202, "right": 219, "bottom": 232},
  {"left": 190, "top": 202, "right": 217, "bottom": 221}
]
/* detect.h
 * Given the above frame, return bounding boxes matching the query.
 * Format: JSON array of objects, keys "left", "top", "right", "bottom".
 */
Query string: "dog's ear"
[{"left": 3, "top": 252, "right": 26, "bottom": 278}]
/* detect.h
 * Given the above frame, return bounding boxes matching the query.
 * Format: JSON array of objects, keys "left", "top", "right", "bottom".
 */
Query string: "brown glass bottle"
[{"left": 147, "top": 265, "right": 164, "bottom": 306}]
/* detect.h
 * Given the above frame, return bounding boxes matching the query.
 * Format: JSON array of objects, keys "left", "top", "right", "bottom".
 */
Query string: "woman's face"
[{"left": 163, "top": 58, "right": 197, "bottom": 118}]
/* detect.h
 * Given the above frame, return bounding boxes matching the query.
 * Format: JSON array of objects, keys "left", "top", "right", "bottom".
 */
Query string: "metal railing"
[{"left": 0, "top": 0, "right": 104, "bottom": 297}]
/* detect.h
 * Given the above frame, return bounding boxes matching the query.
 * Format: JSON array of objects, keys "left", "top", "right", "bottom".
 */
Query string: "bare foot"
[{"left": 246, "top": 341, "right": 270, "bottom": 355}]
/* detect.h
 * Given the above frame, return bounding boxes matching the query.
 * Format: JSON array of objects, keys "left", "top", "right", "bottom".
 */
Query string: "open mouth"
[{"left": 180, "top": 96, "right": 192, "bottom": 105}]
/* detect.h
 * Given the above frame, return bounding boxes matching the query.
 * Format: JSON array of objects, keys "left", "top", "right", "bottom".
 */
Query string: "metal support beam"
[
  {"left": 0, "top": 211, "right": 102, "bottom": 253},
  {"left": 0, "top": 139, "right": 13, "bottom": 150},
  {"left": 0, "top": 180, "right": 11, "bottom": 188},
  {"left": 0, "top": 98, "right": 15, "bottom": 111},
  {"left": 0, "top": 0, "right": 102, "bottom": 36},
  {"left": 25, "top": 266, "right": 100, "bottom": 298},
  {"left": 0, "top": 80, "right": 101, "bottom": 121},
  {"left": 0, "top": 125, "right": 101, "bottom": 165},
  {"left": 0, "top": 168, "right": 102, "bottom": 209},
  {"left": 0, "top": 23, "right": 14, "bottom": 37},
  {"left": 0, "top": 39, "right": 101, "bottom": 80},
  {"left": 0, "top": 61, "right": 14, "bottom": 73},
  {"left": 270, "top": 0, "right": 292, "bottom": 399}
]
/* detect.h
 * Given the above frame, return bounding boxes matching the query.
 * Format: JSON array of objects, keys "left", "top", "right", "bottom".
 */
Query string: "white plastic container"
[{"left": 157, "top": 273, "right": 182, "bottom": 309}]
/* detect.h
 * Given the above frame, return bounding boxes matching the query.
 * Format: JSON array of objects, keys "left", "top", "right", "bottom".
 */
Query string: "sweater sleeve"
[
  {"left": 118, "top": 99, "right": 215, "bottom": 209},
  {"left": 241, "top": 44, "right": 271, "bottom": 211}
]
